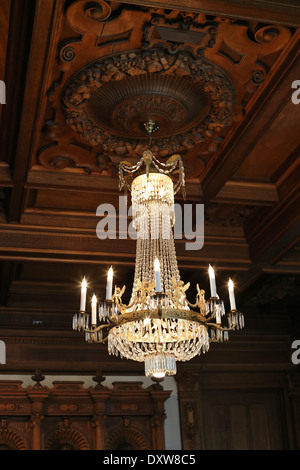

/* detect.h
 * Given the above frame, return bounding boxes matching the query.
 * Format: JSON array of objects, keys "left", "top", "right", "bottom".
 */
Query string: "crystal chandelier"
[{"left": 73, "top": 121, "right": 244, "bottom": 379}]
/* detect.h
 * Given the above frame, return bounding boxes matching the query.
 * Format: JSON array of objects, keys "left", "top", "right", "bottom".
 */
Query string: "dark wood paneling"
[{"left": 202, "top": 389, "right": 287, "bottom": 449}]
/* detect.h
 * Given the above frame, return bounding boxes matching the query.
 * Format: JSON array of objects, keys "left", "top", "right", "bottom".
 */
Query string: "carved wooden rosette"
[{"left": 62, "top": 49, "right": 234, "bottom": 160}]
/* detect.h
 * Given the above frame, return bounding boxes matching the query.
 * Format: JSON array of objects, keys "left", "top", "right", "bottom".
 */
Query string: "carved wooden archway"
[
  {"left": 45, "top": 428, "right": 90, "bottom": 450},
  {"left": 0, "top": 429, "right": 27, "bottom": 450},
  {"left": 105, "top": 427, "right": 150, "bottom": 450},
  {"left": 0, "top": 378, "right": 171, "bottom": 450}
]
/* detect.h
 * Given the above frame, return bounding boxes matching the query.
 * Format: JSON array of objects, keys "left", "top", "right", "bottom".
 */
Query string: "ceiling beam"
[
  {"left": 212, "top": 180, "right": 278, "bottom": 206},
  {"left": 246, "top": 160, "right": 300, "bottom": 262},
  {"left": 5, "top": 0, "right": 64, "bottom": 223},
  {"left": 0, "top": 224, "right": 250, "bottom": 270},
  {"left": 0, "top": 0, "right": 35, "bottom": 203}
]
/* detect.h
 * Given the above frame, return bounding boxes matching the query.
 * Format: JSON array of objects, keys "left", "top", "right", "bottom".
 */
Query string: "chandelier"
[{"left": 72, "top": 120, "right": 244, "bottom": 379}]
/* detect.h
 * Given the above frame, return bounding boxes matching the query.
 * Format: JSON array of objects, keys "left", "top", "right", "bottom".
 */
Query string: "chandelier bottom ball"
[{"left": 145, "top": 353, "right": 176, "bottom": 378}]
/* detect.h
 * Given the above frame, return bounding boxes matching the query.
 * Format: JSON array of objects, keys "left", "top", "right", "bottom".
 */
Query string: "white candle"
[
  {"left": 91, "top": 294, "right": 97, "bottom": 325},
  {"left": 208, "top": 265, "right": 217, "bottom": 297},
  {"left": 228, "top": 278, "right": 236, "bottom": 310},
  {"left": 80, "top": 277, "right": 87, "bottom": 312},
  {"left": 106, "top": 266, "right": 113, "bottom": 300},
  {"left": 154, "top": 258, "right": 161, "bottom": 292}
]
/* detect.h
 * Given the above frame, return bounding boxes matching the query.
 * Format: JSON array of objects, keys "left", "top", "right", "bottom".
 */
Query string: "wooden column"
[
  {"left": 91, "top": 414, "right": 107, "bottom": 450},
  {"left": 176, "top": 371, "right": 203, "bottom": 450},
  {"left": 30, "top": 412, "right": 44, "bottom": 450},
  {"left": 151, "top": 413, "right": 166, "bottom": 450},
  {"left": 89, "top": 372, "right": 111, "bottom": 450},
  {"left": 27, "top": 370, "right": 49, "bottom": 450},
  {"left": 149, "top": 382, "right": 171, "bottom": 450}
]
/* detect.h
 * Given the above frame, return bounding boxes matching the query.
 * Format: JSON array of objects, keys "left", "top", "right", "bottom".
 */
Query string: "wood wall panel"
[
  {"left": 230, "top": 404, "right": 249, "bottom": 449},
  {"left": 250, "top": 404, "right": 270, "bottom": 449},
  {"left": 201, "top": 389, "right": 287, "bottom": 449},
  {"left": 176, "top": 370, "right": 295, "bottom": 450}
]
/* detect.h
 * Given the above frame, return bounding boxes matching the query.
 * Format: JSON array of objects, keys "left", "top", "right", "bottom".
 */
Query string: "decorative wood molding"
[
  {"left": 121, "top": 0, "right": 300, "bottom": 27},
  {"left": 0, "top": 377, "right": 171, "bottom": 450},
  {"left": 0, "top": 428, "right": 27, "bottom": 450},
  {"left": 105, "top": 427, "right": 150, "bottom": 450}
]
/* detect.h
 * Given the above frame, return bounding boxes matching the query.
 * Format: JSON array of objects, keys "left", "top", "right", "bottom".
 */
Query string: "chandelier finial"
[{"left": 144, "top": 119, "right": 159, "bottom": 149}]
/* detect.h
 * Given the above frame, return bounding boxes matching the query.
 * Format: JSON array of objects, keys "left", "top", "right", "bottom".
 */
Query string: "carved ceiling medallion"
[{"left": 62, "top": 48, "right": 234, "bottom": 159}]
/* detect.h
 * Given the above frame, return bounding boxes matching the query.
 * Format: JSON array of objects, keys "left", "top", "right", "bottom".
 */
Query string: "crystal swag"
[
  {"left": 0, "top": 80, "right": 5, "bottom": 105},
  {"left": 96, "top": 196, "right": 204, "bottom": 251}
]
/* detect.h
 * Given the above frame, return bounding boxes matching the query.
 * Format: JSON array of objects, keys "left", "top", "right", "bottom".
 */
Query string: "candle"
[
  {"left": 80, "top": 277, "right": 87, "bottom": 312},
  {"left": 106, "top": 266, "right": 113, "bottom": 300},
  {"left": 228, "top": 278, "right": 236, "bottom": 311},
  {"left": 208, "top": 265, "right": 217, "bottom": 297},
  {"left": 154, "top": 258, "right": 161, "bottom": 292},
  {"left": 91, "top": 294, "right": 97, "bottom": 325}
]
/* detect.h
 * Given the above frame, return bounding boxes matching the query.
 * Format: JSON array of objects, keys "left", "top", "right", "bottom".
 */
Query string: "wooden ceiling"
[{"left": 0, "top": 0, "right": 299, "bottom": 376}]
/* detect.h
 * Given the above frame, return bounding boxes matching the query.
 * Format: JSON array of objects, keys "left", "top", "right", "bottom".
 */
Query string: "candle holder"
[
  {"left": 72, "top": 311, "right": 89, "bottom": 332},
  {"left": 227, "top": 309, "right": 245, "bottom": 330},
  {"left": 206, "top": 296, "right": 225, "bottom": 323},
  {"left": 98, "top": 299, "right": 119, "bottom": 324},
  {"left": 151, "top": 292, "right": 168, "bottom": 317},
  {"left": 85, "top": 328, "right": 104, "bottom": 344}
]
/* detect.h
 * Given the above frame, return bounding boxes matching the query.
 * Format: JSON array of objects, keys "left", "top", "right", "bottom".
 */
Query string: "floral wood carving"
[
  {"left": 142, "top": 9, "right": 219, "bottom": 56},
  {"left": 62, "top": 48, "right": 234, "bottom": 159}
]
